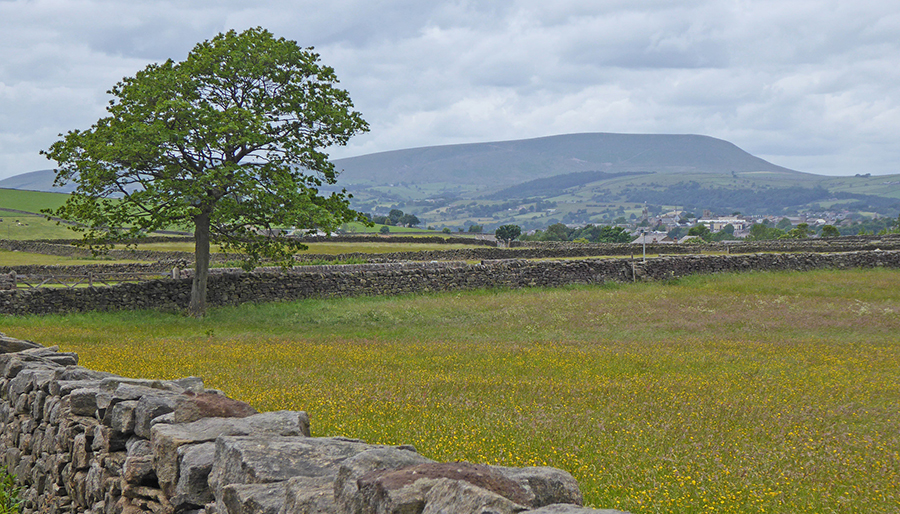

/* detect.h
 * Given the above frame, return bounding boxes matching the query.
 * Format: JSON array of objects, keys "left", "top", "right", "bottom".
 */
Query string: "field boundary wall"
[
  {"left": 2, "top": 250, "right": 898, "bottom": 315},
  {"left": 0, "top": 336, "right": 602, "bottom": 514},
  {"left": 5, "top": 236, "right": 900, "bottom": 268}
]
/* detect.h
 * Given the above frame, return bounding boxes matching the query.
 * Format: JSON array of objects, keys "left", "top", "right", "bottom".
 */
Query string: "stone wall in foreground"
[
  {"left": 0, "top": 335, "right": 618, "bottom": 514},
  {"left": 1, "top": 250, "right": 899, "bottom": 316}
]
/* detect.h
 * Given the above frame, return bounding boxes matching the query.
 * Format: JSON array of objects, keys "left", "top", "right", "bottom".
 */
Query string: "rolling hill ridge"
[{"left": 3, "top": 133, "right": 899, "bottom": 232}]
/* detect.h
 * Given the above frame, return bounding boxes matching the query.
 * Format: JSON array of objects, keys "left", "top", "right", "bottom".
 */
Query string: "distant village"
[{"left": 533, "top": 205, "right": 899, "bottom": 244}]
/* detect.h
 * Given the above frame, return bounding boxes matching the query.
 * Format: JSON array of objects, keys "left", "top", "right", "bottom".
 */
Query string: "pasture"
[{"left": 3, "top": 268, "right": 898, "bottom": 513}]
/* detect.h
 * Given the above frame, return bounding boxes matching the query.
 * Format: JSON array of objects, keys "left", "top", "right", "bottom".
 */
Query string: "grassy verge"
[{"left": 3, "top": 269, "right": 899, "bottom": 513}]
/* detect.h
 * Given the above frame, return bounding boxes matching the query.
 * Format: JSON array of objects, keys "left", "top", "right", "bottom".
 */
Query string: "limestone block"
[
  {"left": 152, "top": 411, "right": 309, "bottom": 495},
  {"left": 91, "top": 424, "right": 129, "bottom": 453},
  {"left": 221, "top": 482, "right": 287, "bottom": 514},
  {"left": 172, "top": 442, "right": 216, "bottom": 509},
  {"left": 123, "top": 455, "right": 155, "bottom": 485},
  {"left": 174, "top": 391, "right": 258, "bottom": 424},
  {"left": 1, "top": 356, "right": 28, "bottom": 379},
  {"left": 333, "top": 447, "right": 434, "bottom": 514},
  {"left": 421, "top": 477, "right": 528, "bottom": 514},
  {"left": 282, "top": 476, "right": 337, "bottom": 514},
  {"left": 354, "top": 462, "right": 535, "bottom": 514},
  {"left": 523, "top": 505, "right": 630, "bottom": 514},
  {"left": 13, "top": 391, "right": 29, "bottom": 414},
  {"left": 43, "top": 395, "right": 61, "bottom": 422},
  {"left": 70, "top": 387, "right": 102, "bottom": 417},
  {"left": 71, "top": 469, "right": 89, "bottom": 508},
  {"left": 109, "top": 400, "right": 139, "bottom": 435},
  {"left": 42, "top": 424, "right": 59, "bottom": 454},
  {"left": 4, "top": 447, "right": 21, "bottom": 473},
  {"left": 50, "top": 378, "right": 103, "bottom": 397},
  {"left": 209, "top": 436, "right": 373, "bottom": 509},
  {"left": 14, "top": 454, "right": 34, "bottom": 486},
  {"left": 494, "top": 466, "right": 584, "bottom": 508},
  {"left": 133, "top": 394, "right": 180, "bottom": 439},
  {"left": 126, "top": 437, "right": 152, "bottom": 457},
  {"left": 48, "top": 396, "right": 66, "bottom": 425},
  {"left": 99, "top": 384, "right": 166, "bottom": 413},
  {"left": 100, "top": 376, "right": 204, "bottom": 395},
  {"left": 9, "top": 368, "right": 53, "bottom": 397},
  {"left": 17, "top": 431, "right": 32, "bottom": 455},
  {"left": 0, "top": 335, "right": 43, "bottom": 354},
  {"left": 59, "top": 416, "right": 100, "bottom": 453},
  {"left": 72, "top": 433, "right": 92, "bottom": 470},
  {"left": 31, "top": 389, "right": 47, "bottom": 421},
  {"left": 122, "top": 483, "right": 171, "bottom": 514},
  {"left": 85, "top": 460, "right": 105, "bottom": 506},
  {"left": 103, "top": 451, "right": 128, "bottom": 479}
]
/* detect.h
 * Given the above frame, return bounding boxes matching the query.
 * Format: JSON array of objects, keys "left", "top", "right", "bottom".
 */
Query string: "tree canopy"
[
  {"left": 42, "top": 27, "right": 369, "bottom": 316},
  {"left": 495, "top": 224, "right": 521, "bottom": 245}
]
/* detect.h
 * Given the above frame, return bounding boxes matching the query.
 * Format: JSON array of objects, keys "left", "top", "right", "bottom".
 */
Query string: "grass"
[
  {"left": 0, "top": 188, "right": 70, "bottom": 213},
  {"left": 0, "top": 250, "right": 143, "bottom": 267},
  {"left": 0, "top": 213, "right": 80, "bottom": 241},
  {"left": 3, "top": 269, "right": 899, "bottom": 513}
]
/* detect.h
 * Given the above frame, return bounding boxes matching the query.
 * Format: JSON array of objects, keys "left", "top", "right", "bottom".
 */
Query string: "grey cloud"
[{"left": 2, "top": 0, "right": 900, "bottom": 178}]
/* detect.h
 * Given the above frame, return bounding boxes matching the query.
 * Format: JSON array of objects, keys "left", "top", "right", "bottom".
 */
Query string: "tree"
[
  {"left": 787, "top": 222, "right": 811, "bottom": 239},
  {"left": 687, "top": 224, "right": 711, "bottom": 240},
  {"left": 776, "top": 217, "right": 793, "bottom": 231},
  {"left": 748, "top": 223, "right": 785, "bottom": 241},
  {"left": 41, "top": 28, "right": 369, "bottom": 316},
  {"left": 495, "top": 224, "right": 521, "bottom": 245},
  {"left": 379, "top": 225, "right": 390, "bottom": 234},
  {"left": 468, "top": 224, "right": 483, "bottom": 233},
  {"left": 544, "top": 223, "right": 571, "bottom": 241},
  {"left": 399, "top": 213, "right": 420, "bottom": 227},
  {"left": 597, "top": 225, "right": 631, "bottom": 243},
  {"left": 388, "top": 209, "right": 405, "bottom": 225},
  {"left": 820, "top": 225, "right": 841, "bottom": 238}
]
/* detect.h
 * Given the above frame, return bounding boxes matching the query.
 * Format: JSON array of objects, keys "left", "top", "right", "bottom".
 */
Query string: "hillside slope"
[{"left": 332, "top": 132, "right": 802, "bottom": 188}]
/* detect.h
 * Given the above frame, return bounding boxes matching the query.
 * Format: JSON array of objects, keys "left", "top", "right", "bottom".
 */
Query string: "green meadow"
[{"left": 3, "top": 268, "right": 898, "bottom": 513}]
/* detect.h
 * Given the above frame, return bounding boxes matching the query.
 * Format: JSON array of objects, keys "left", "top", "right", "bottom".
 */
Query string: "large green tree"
[
  {"left": 494, "top": 224, "right": 521, "bottom": 245},
  {"left": 42, "top": 28, "right": 369, "bottom": 316}
]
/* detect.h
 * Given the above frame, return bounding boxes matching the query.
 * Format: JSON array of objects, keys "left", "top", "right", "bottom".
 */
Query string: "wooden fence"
[{"left": 1, "top": 271, "right": 173, "bottom": 290}]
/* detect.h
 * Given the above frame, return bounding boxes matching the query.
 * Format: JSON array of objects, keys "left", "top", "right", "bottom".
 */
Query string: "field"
[{"left": 3, "top": 268, "right": 898, "bottom": 513}]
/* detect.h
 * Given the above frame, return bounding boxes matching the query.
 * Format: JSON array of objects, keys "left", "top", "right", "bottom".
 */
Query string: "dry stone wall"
[
  {"left": 6, "top": 235, "right": 900, "bottom": 270},
  {"left": 0, "top": 334, "right": 622, "bottom": 514},
  {"left": 1, "top": 250, "right": 899, "bottom": 316}
]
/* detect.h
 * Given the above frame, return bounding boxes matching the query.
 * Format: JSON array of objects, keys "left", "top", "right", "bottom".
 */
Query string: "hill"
[
  {"left": 331, "top": 132, "right": 801, "bottom": 189},
  {"left": 4, "top": 133, "right": 900, "bottom": 232},
  {"left": 0, "top": 169, "right": 78, "bottom": 194}
]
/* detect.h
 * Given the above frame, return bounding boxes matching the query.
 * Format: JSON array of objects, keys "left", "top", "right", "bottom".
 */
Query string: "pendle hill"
[{"left": 3, "top": 132, "right": 899, "bottom": 231}]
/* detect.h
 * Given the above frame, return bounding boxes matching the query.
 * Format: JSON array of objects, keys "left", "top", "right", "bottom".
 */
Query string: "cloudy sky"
[{"left": 2, "top": 0, "right": 898, "bottom": 181}]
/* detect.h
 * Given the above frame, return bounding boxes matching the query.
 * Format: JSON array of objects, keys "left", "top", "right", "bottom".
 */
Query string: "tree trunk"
[{"left": 189, "top": 212, "right": 211, "bottom": 317}]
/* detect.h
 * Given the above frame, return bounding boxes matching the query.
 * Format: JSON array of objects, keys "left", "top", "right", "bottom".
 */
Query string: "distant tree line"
[
  {"left": 520, "top": 223, "right": 632, "bottom": 243},
  {"left": 367, "top": 209, "right": 420, "bottom": 227}
]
